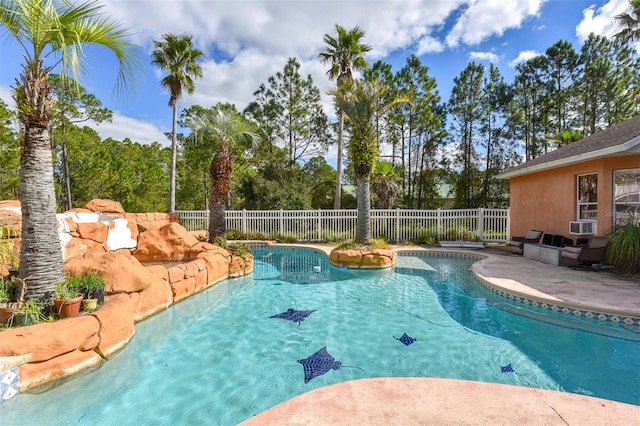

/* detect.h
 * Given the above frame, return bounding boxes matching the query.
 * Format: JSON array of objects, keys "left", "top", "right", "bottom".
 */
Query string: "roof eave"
[{"left": 497, "top": 135, "right": 640, "bottom": 179}]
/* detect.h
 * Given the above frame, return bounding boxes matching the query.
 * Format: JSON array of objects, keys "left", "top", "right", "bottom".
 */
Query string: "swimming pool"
[{"left": 3, "top": 248, "right": 639, "bottom": 425}]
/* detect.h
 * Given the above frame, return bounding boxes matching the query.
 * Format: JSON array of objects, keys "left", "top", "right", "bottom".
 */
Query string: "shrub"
[
  {"left": 337, "top": 238, "right": 389, "bottom": 251},
  {"left": 228, "top": 243, "right": 250, "bottom": 257},
  {"left": 245, "top": 231, "right": 266, "bottom": 240},
  {"left": 271, "top": 233, "right": 297, "bottom": 243},
  {"left": 412, "top": 231, "right": 439, "bottom": 246},
  {"left": 367, "top": 238, "right": 390, "bottom": 249},
  {"left": 212, "top": 237, "right": 251, "bottom": 257},
  {"left": 226, "top": 229, "right": 244, "bottom": 240},
  {"left": 322, "top": 231, "right": 351, "bottom": 243},
  {"left": 604, "top": 224, "right": 640, "bottom": 273}
]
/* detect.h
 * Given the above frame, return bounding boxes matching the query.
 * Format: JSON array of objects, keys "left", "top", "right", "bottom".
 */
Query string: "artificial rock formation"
[
  {"left": 133, "top": 222, "right": 200, "bottom": 263},
  {"left": 328, "top": 248, "right": 395, "bottom": 269},
  {"left": 65, "top": 252, "right": 152, "bottom": 294},
  {"left": 0, "top": 200, "right": 254, "bottom": 394},
  {"left": 92, "top": 293, "right": 136, "bottom": 358},
  {"left": 0, "top": 316, "right": 100, "bottom": 363},
  {"left": 134, "top": 275, "right": 173, "bottom": 321},
  {"left": 83, "top": 199, "right": 126, "bottom": 215}
]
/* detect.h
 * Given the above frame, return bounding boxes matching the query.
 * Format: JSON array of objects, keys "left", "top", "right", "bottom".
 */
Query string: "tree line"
[{"left": 2, "top": 36, "right": 639, "bottom": 213}]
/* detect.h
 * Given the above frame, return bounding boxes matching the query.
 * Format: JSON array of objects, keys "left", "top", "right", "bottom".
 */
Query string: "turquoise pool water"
[{"left": 3, "top": 249, "right": 639, "bottom": 425}]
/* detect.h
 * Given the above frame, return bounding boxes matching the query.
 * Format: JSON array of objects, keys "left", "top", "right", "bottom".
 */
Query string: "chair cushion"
[
  {"left": 588, "top": 237, "right": 608, "bottom": 249},
  {"left": 525, "top": 230, "right": 541, "bottom": 239},
  {"left": 560, "top": 246, "right": 581, "bottom": 260}
]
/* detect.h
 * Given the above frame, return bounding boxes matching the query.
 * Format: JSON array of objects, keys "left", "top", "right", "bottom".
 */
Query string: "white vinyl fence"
[{"left": 176, "top": 208, "right": 510, "bottom": 243}]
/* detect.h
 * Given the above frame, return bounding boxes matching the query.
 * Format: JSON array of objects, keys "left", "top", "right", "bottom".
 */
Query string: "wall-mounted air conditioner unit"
[{"left": 569, "top": 220, "right": 596, "bottom": 235}]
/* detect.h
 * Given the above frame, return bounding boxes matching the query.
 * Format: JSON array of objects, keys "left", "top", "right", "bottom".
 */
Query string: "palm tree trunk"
[
  {"left": 20, "top": 124, "right": 65, "bottom": 303},
  {"left": 62, "top": 139, "right": 72, "bottom": 210},
  {"left": 169, "top": 102, "right": 178, "bottom": 213},
  {"left": 355, "top": 176, "right": 371, "bottom": 243},
  {"left": 208, "top": 145, "right": 232, "bottom": 241},
  {"left": 333, "top": 109, "right": 344, "bottom": 209},
  {"left": 208, "top": 195, "right": 226, "bottom": 241}
]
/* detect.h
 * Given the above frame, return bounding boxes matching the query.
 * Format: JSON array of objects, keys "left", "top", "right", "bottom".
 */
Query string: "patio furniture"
[
  {"left": 508, "top": 229, "right": 543, "bottom": 254},
  {"left": 541, "top": 233, "right": 576, "bottom": 247},
  {"left": 560, "top": 237, "right": 609, "bottom": 267},
  {"left": 523, "top": 243, "right": 564, "bottom": 265}
]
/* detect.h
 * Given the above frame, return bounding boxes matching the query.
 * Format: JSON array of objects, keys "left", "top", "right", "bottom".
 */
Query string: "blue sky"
[{"left": 0, "top": 0, "right": 634, "bottom": 165}]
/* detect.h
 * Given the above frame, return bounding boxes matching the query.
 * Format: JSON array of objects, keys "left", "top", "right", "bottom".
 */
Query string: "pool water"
[{"left": 3, "top": 249, "right": 639, "bottom": 425}]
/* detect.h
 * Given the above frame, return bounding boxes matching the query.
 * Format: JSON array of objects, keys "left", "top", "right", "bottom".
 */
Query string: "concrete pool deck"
[{"left": 242, "top": 244, "right": 640, "bottom": 425}]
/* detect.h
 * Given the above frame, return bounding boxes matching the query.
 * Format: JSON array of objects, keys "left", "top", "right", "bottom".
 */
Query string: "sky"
[{"left": 0, "top": 0, "right": 634, "bottom": 167}]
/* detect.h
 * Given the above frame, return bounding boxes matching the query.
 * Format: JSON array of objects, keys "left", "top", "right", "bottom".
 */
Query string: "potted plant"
[
  {"left": 65, "top": 273, "right": 105, "bottom": 311},
  {"left": 0, "top": 225, "right": 20, "bottom": 278},
  {"left": 9, "top": 299, "right": 44, "bottom": 327},
  {"left": 53, "top": 282, "right": 83, "bottom": 318},
  {"left": 0, "top": 278, "right": 14, "bottom": 325}
]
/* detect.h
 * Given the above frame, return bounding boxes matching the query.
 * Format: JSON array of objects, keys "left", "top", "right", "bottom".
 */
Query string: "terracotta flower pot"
[
  {"left": 0, "top": 306, "right": 16, "bottom": 325},
  {"left": 54, "top": 295, "right": 83, "bottom": 318}
]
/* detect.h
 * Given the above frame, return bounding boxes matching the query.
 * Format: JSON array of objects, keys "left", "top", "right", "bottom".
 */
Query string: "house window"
[
  {"left": 577, "top": 173, "right": 597, "bottom": 220},
  {"left": 613, "top": 168, "right": 640, "bottom": 226}
]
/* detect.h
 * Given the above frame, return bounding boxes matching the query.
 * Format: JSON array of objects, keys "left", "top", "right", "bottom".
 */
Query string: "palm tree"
[
  {"left": 0, "top": 0, "right": 139, "bottom": 303},
  {"left": 184, "top": 105, "right": 259, "bottom": 241},
  {"left": 372, "top": 161, "right": 403, "bottom": 209},
  {"left": 151, "top": 33, "right": 204, "bottom": 213},
  {"left": 333, "top": 79, "right": 404, "bottom": 243},
  {"left": 614, "top": 0, "right": 640, "bottom": 43},
  {"left": 318, "top": 24, "right": 371, "bottom": 210}
]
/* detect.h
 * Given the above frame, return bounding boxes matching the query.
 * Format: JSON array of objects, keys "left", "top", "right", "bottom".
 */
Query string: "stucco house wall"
[
  {"left": 509, "top": 155, "right": 640, "bottom": 238},
  {"left": 500, "top": 115, "right": 640, "bottom": 240}
]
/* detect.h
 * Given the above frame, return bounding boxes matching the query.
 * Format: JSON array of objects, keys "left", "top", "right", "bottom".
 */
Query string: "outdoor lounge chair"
[
  {"left": 508, "top": 229, "right": 543, "bottom": 254},
  {"left": 560, "top": 236, "right": 608, "bottom": 268}
]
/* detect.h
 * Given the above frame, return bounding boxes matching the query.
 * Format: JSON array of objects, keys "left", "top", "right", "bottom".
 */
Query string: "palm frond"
[{"left": 1, "top": 0, "right": 141, "bottom": 101}]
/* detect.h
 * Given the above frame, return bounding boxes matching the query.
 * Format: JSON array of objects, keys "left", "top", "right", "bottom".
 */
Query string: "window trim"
[
  {"left": 576, "top": 172, "right": 598, "bottom": 221},
  {"left": 612, "top": 168, "right": 640, "bottom": 226}
]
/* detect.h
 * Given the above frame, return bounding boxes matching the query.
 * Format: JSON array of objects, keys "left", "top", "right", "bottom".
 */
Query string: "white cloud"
[
  {"left": 94, "top": 0, "right": 540, "bottom": 128},
  {"left": 470, "top": 51, "right": 500, "bottom": 63},
  {"left": 508, "top": 50, "right": 541, "bottom": 67},
  {"left": 0, "top": 86, "right": 14, "bottom": 108},
  {"left": 0, "top": 1, "right": 562, "bottom": 153},
  {"left": 86, "top": 112, "right": 169, "bottom": 146},
  {"left": 184, "top": 51, "right": 337, "bottom": 121},
  {"left": 416, "top": 36, "right": 445, "bottom": 55},
  {"left": 446, "top": 0, "right": 545, "bottom": 47},
  {"left": 576, "top": 0, "right": 629, "bottom": 42},
  {"left": 102, "top": 0, "right": 462, "bottom": 59},
  {"left": 96, "top": 0, "right": 473, "bottom": 127}
]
